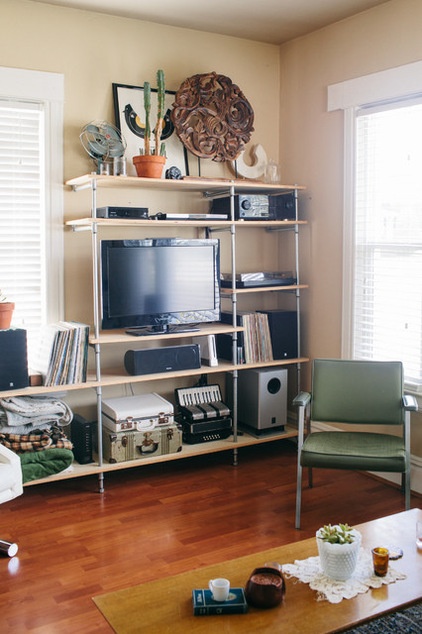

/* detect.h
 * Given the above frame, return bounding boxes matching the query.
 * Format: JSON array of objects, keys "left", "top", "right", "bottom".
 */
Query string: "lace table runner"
[{"left": 282, "top": 548, "right": 406, "bottom": 604}]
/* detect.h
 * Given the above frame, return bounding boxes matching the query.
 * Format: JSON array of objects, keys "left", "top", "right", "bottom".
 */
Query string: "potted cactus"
[
  {"left": 133, "top": 69, "right": 167, "bottom": 178},
  {"left": 0, "top": 290, "right": 15, "bottom": 330},
  {"left": 316, "top": 523, "right": 362, "bottom": 581}
]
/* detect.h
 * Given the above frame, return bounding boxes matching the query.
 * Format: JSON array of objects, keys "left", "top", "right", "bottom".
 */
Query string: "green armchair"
[{"left": 294, "top": 359, "right": 418, "bottom": 529}]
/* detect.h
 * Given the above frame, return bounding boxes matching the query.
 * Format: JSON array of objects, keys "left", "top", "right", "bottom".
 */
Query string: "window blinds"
[
  {"left": 353, "top": 102, "right": 422, "bottom": 389},
  {"left": 0, "top": 99, "right": 45, "bottom": 337}
]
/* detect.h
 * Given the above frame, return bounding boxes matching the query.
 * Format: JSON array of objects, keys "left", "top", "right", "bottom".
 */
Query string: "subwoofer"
[
  {"left": 232, "top": 367, "right": 288, "bottom": 432},
  {"left": 124, "top": 344, "right": 201, "bottom": 376},
  {"left": 0, "top": 328, "right": 29, "bottom": 390}
]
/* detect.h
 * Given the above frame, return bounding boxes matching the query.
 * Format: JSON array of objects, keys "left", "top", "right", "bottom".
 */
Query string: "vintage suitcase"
[
  {"left": 102, "top": 423, "right": 183, "bottom": 463},
  {"left": 102, "top": 393, "right": 174, "bottom": 432}
]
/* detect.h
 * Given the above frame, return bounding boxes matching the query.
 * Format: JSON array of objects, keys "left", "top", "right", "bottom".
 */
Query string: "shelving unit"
[{"left": 1, "top": 174, "right": 308, "bottom": 490}]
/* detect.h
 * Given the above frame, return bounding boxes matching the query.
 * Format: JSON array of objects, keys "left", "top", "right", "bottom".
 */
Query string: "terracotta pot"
[
  {"left": 0, "top": 302, "right": 15, "bottom": 329},
  {"left": 133, "top": 155, "right": 166, "bottom": 178}
]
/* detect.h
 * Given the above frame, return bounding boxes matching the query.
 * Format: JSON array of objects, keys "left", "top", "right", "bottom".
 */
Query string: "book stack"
[
  {"left": 33, "top": 322, "right": 90, "bottom": 386},
  {"left": 218, "top": 311, "right": 274, "bottom": 364},
  {"left": 192, "top": 588, "right": 248, "bottom": 615}
]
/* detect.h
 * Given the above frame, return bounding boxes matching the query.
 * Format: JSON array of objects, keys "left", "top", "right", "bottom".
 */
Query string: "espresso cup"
[{"left": 209, "top": 577, "right": 230, "bottom": 602}]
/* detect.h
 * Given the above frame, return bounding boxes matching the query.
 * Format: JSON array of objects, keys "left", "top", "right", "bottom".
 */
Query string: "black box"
[
  {"left": 0, "top": 328, "right": 29, "bottom": 390},
  {"left": 211, "top": 192, "right": 296, "bottom": 221},
  {"left": 70, "top": 414, "right": 94, "bottom": 464},
  {"left": 124, "top": 344, "right": 201, "bottom": 376},
  {"left": 259, "top": 309, "right": 298, "bottom": 359},
  {"left": 96, "top": 206, "right": 148, "bottom": 219}
]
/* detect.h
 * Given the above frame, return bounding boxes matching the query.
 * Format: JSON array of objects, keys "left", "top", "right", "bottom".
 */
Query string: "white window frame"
[
  {"left": 0, "top": 66, "right": 64, "bottom": 331},
  {"left": 328, "top": 60, "right": 422, "bottom": 404}
]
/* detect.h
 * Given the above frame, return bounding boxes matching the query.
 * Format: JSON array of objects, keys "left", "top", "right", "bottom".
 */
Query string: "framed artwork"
[{"left": 112, "top": 83, "right": 188, "bottom": 176}]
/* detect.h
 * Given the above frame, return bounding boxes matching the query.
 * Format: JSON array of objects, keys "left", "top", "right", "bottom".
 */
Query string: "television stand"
[{"left": 125, "top": 324, "right": 201, "bottom": 337}]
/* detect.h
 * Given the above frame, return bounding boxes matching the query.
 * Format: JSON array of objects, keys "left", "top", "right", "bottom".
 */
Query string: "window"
[
  {"left": 328, "top": 60, "right": 422, "bottom": 395},
  {"left": 353, "top": 101, "right": 422, "bottom": 389},
  {"left": 0, "top": 67, "right": 64, "bottom": 359}
]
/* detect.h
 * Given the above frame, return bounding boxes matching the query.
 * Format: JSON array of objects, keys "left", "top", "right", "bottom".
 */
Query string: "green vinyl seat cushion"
[{"left": 300, "top": 431, "right": 407, "bottom": 472}]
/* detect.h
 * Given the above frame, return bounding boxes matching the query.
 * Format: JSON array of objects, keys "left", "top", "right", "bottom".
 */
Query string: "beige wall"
[
  {"left": 279, "top": 0, "right": 422, "bottom": 456},
  {"left": 1, "top": 1, "right": 280, "bottom": 181}
]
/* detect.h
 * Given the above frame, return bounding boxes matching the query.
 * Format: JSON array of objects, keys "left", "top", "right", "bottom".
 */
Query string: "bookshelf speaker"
[
  {"left": 0, "top": 328, "right": 29, "bottom": 391},
  {"left": 228, "top": 367, "right": 287, "bottom": 432},
  {"left": 259, "top": 310, "right": 298, "bottom": 359},
  {"left": 124, "top": 344, "right": 201, "bottom": 376}
]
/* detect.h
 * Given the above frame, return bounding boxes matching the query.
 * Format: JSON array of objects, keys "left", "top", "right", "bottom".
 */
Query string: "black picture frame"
[{"left": 112, "top": 82, "right": 188, "bottom": 176}]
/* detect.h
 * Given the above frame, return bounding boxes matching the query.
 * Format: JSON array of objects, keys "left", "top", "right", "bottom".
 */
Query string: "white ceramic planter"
[{"left": 316, "top": 527, "right": 362, "bottom": 581}]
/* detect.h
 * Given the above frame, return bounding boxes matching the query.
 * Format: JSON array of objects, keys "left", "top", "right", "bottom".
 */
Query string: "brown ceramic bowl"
[{"left": 244, "top": 566, "right": 286, "bottom": 609}]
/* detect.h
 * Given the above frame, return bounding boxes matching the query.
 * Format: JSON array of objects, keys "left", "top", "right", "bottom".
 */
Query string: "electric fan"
[{"left": 79, "top": 121, "right": 126, "bottom": 173}]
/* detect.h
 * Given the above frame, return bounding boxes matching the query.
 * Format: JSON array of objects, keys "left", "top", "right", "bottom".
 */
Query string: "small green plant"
[
  {"left": 0, "top": 289, "right": 8, "bottom": 302},
  {"left": 318, "top": 523, "right": 355, "bottom": 544}
]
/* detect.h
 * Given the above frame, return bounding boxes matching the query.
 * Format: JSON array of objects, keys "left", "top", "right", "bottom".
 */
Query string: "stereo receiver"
[{"left": 211, "top": 193, "right": 296, "bottom": 220}]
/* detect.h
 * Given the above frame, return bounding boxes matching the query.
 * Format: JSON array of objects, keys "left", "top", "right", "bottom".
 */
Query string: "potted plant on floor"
[
  {"left": 133, "top": 69, "right": 167, "bottom": 178},
  {"left": 316, "top": 523, "right": 362, "bottom": 581},
  {"left": 0, "top": 289, "right": 15, "bottom": 329}
]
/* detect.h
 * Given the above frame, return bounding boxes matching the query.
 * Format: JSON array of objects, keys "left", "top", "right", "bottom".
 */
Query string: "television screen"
[{"left": 100, "top": 238, "right": 220, "bottom": 333}]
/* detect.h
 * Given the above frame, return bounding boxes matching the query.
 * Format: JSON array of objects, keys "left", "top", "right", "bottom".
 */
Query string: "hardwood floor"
[{"left": 0, "top": 439, "right": 419, "bottom": 633}]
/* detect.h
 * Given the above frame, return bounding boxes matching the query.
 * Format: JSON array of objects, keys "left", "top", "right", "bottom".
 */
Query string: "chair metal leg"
[
  {"left": 308, "top": 466, "right": 313, "bottom": 488},
  {"left": 405, "top": 468, "right": 411, "bottom": 510},
  {"left": 295, "top": 462, "right": 303, "bottom": 529}
]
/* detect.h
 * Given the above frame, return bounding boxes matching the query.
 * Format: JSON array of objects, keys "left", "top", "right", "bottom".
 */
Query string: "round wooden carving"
[{"left": 171, "top": 72, "right": 254, "bottom": 162}]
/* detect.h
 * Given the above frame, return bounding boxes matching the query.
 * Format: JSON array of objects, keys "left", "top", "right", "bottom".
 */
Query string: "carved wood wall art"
[{"left": 171, "top": 72, "right": 254, "bottom": 162}]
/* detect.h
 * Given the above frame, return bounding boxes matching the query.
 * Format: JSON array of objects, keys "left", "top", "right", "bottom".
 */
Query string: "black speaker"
[
  {"left": 260, "top": 310, "right": 298, "bottom": 359},
  {"left": 124, "top": 344, "right": 201, "bottom": 376},
  {"left": 0, "top": 328, "right": 29, "bottom": 390},
  {"left": 70, "top": 414, "right": 94, "bottom": 464},
  {"left": 270, "top": 192, "right": 296, "bottom": 220}
]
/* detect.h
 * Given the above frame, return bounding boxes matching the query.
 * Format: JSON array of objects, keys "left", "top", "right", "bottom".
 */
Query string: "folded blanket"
[
  {"left": 19, "top": 448, "right": 74, "bottom": 483},
  {"left": 0, "top": 426, "right": 73, "bottom": 453},
  {"left": 0, "top": 396, "right": 73, "bottom": 435}
]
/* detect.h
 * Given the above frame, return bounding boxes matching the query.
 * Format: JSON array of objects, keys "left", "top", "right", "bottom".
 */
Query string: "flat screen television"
[{"left": 100, "top": 238, "right": 221, "bottom": 334}]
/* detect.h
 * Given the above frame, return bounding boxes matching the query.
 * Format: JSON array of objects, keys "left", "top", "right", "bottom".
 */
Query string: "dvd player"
[
  {"left": 220, "top": 271, "right": 297, "bottom": 288},
  {"left": 96, "top": 206, "right": 148, "bottom": 219},
  {"left": 153, "top": 212, "right": 227, "bottom": 220}
]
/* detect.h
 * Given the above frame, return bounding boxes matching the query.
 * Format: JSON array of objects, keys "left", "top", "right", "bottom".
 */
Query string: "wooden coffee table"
[{"left": 93, "top": 508, "right": 422, "bottom": 633}]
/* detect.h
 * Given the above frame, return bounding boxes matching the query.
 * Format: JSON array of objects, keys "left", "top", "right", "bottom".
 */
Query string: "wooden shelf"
[
  {"left": 0, "top": 379, "right": 99, "bottom": 399},
  {"left": 90, "top": 322, "right": 243, "bottom": 345},
  {"left": 23, "top": 425, "right": 298, "bottom": 487},
  {"left": 65, "top": 173, "right": 305, "bottom": 195},
  {"left": 221, "top": 284, "right": 309, "bottom": 296},
  {"left": 87, "top": 357, "right": 309, "bottom": 388},
  {"left": 0, "top": 357, "right": 308, "bottom": 398},
  {"left": 66, "top": 217, "right": 307, "bottom": 230}
]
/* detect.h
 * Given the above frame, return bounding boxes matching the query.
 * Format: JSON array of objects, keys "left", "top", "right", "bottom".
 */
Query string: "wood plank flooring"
[{"left": 0, "top": 440, "right": 419, "bottom": 633}]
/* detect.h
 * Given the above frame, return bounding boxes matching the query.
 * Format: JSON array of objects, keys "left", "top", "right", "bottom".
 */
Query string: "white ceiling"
[{"left": 28, "top": 0, "right": 390, "bottom": 44}]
